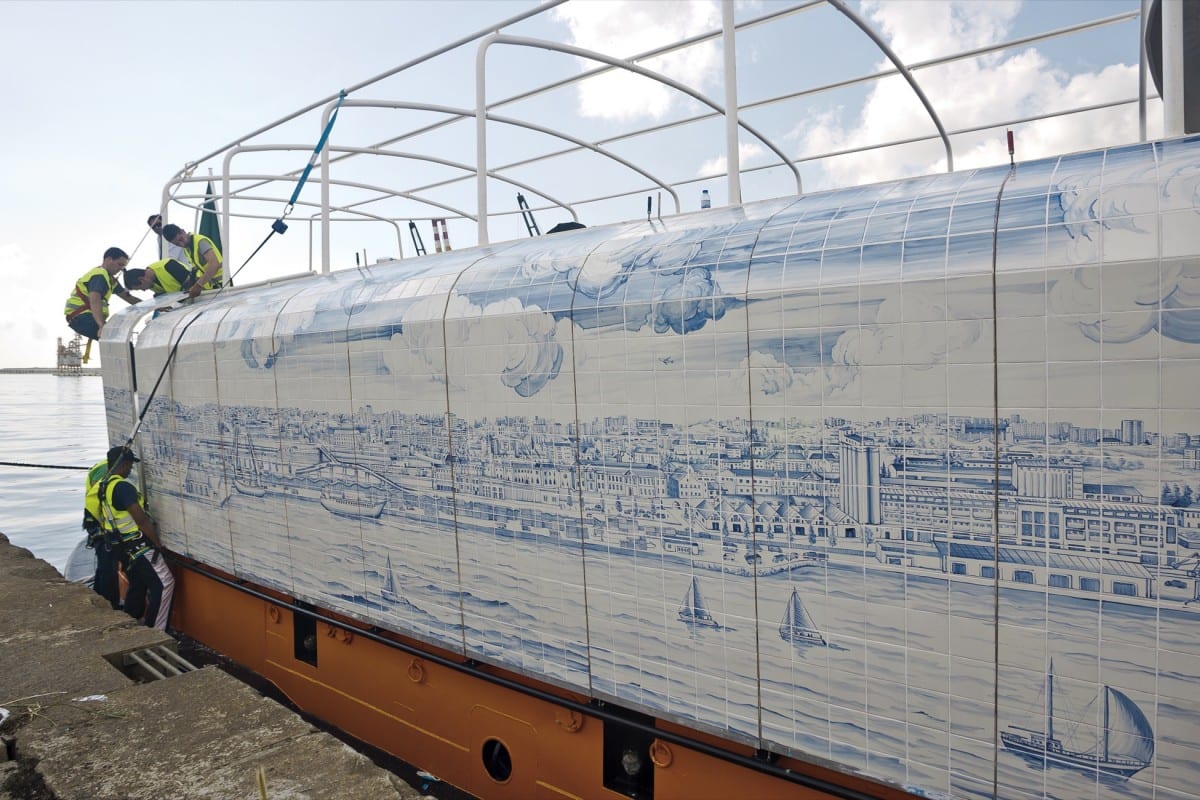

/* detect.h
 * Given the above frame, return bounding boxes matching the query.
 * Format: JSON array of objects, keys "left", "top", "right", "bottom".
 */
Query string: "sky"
[{"left": 0, "top": 0, "right": 1154, "bottom": 369}]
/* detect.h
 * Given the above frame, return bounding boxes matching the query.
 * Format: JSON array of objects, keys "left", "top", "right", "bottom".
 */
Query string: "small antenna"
[
  {"left": 1007, "top": 129, "right": 1015, "bottom": 166},
  {"left": 647, "top": 196, "right": 652, "bottom": 221}
]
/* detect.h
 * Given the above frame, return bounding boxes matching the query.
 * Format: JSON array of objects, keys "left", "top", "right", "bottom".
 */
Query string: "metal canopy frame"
[{"left": 159, "top": 0, "right": 1159, "bottom": 276}]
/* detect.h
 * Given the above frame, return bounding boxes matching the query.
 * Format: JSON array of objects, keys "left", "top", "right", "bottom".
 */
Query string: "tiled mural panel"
[
  {"left": 150, "top": 305, "right": 236, "bottom": 572},
  {"left": 213, "top": 282, "right": 306, "bottom": 595},
  {"left": 346, "top": 257, "right": 474, "bottom": 653},
  {"left": 103, "top": 135, "right": 1200, "bottom": 799}
]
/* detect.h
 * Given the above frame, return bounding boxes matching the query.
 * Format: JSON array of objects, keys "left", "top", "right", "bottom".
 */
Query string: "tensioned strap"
[
  {"left": 288, "top": 88, "right": 347, "bottom": 208},
  {"left": 228, "top": 89, "right": 349, "bottom": 287}
]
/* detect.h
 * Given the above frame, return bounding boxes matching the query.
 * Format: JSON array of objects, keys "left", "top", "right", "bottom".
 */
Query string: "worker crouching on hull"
[
  {"left": 63, "top": 247, "right": 140, "bottom": 340},
  {"left": 159, "top": 224, "right": 222, "bottom": 299},
  {"left": 124, "top": 259, "right": 196, "bottom": 297},
  {"left": 98, "top": 446, "right": 174, "bottom": 630}
]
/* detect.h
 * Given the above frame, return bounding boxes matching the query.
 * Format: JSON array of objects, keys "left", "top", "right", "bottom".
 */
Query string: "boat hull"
[
  {"left": 779, "top": 627, "right": 826, "bottom": 646},
  {"left": 169, "top": 561, "right": 904, "bottom": 799},
  {"left": 234, "top": 480, "right": 266, "bottom": 498},
  {"left": 320, "top": 497, "right": 385, "bottom": 519},
  {"left": 1001, "top": 732, "right": 1150, "bottom": 779}
]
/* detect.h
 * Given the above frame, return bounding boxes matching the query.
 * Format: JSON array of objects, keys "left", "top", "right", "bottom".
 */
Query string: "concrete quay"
[{"left": 0, "top": 533, "right": 428, "bottom": 800}]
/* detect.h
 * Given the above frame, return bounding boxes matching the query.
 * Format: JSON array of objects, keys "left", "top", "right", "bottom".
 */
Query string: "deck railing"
[{"left": 159, "top": 0, "right": 1167, "bottom": 278}]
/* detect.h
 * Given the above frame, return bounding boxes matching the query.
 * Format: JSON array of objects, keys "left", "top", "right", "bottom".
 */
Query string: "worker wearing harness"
[
  {"left": 63, "top": 247, "right": 140, "bottom": 340},
  {"left": 124, "top": 259, "right": 197, "bottom": 296},
  {"left": 98, "top": 446, "right": 174, "bottom": 630},
  {"left": 159, "top": 224, "right": 222, "bottom": 299},
  {"left": 82, "top": 457, "right": 121, "bottom": 610}
]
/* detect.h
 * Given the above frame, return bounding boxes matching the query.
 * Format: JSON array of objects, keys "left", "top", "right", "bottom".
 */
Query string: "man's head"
[
  {"left": 123, "top": 268, "right": 152, "bottom": 291},
  {"left": 147, "top": 214, "right": 164, "bottom": 234},
  {"left": 101, "top": 247, "right": 130, "bottom": 275},
  {"left": 106, "top": 445, "right": 140, "bottom": 474},
  {"left": 160, "top": 224, "right": 187, "bottom": 247}
]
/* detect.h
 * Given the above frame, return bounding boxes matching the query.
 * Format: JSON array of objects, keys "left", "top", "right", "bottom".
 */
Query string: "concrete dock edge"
[{"left": 0, "top": 533, "right": 429, "bottom": 800}]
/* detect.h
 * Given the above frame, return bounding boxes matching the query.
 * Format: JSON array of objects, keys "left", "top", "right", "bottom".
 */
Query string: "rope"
[
  {"left": 121, "top": 308, "right": 209, "bottom": 448},
  {"left": 0, "top": 461, "right": 89, "bottom": 471}
]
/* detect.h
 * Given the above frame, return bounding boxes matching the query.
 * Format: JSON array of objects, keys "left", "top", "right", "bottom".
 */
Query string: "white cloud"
[
  {"left": 792, "top": 0, "right": 1158, "bottom": 188},
  {"left": 698, "top": 142, "right": 766, "bottom": 177},
  {"left": 552, "top": 0, "right": 723, "bottom": 121}
]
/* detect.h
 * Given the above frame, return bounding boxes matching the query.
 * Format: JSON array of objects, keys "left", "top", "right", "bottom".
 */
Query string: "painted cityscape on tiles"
[{"left": 103, "top": 136, "right": 1200, "bottom": 799}]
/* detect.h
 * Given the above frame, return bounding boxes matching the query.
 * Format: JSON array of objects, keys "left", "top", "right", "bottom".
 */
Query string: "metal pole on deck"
[
  {"left": 1139, "top": 0, "right": 1150, "bottom": 141},
  {"left": 476, "top": 36, "right": 495, "bottom": 246},
  {"left": 221, "top": 160, "right": 232, "bottom": 270},
  {"left": 723, "top": 0, "right": 741, "bottom": 206},
  {"left": 1162, "top": 0, "right": 1186, "bottom": 136},
  {"left": 321, "top": 102, "right": 333, "bottom": 272}
]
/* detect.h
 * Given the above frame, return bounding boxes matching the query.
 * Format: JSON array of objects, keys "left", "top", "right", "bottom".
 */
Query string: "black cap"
[{"left": 106, "top": 445, "right": 140, "bottom": 469}]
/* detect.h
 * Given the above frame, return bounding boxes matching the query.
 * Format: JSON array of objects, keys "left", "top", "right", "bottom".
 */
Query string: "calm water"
[{"left": 0, "top": 374, "right": 108, "bottom": 572}]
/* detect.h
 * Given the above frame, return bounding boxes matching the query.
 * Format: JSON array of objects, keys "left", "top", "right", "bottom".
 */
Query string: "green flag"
[{"left": 199, "top": 181, "right": 223, "bottom": 254}]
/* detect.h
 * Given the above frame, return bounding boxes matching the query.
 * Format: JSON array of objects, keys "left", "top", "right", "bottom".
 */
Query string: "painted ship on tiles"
[
  {"left": 778, "top": 588, "right": 825, "bottom": 646},
  {"left": 678, "top": 576, "right": 720, "bottom": 628},
  {"left": 1001, "top": 662, "right": 1155, "bottom": 779},
  {"left": 94, "top": 2, "right": 1200, "bottom": 799}
]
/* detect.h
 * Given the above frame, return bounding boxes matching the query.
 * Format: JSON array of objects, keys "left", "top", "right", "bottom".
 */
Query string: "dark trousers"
[
  {"left": 67, "top": 314, "right": 101, "bottom": 341},
  {"left": 92, "top": 543, "right": 121, "bottom": 610},
  {"left": 123, "top": 549, "right": 175, "bottom": 630}
]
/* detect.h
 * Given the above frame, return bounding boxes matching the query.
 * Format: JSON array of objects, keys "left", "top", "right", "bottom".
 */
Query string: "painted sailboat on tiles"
[
  {"left": 778, "top": 588, "right": 826, "bottom": 647},
  {"left": 678, "top": 576, "right": 720, "bottom": 628},
  {"left": 1001, "top": 660, "right": 1154, "bottom": 779}
]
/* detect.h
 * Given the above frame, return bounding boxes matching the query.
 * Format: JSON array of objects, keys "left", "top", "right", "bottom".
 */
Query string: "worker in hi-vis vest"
[
  {"left": 63, "top": 247, "right": 140, "bottom": 340},
  {"left": 98, "top": 446, "right": 174, "bottom": 631},
  {"left": 82, "top": 457, "right": 121, "bottom": 610},
  {"left": 159, "top": 224, "right": 222, "bottom": 299},
  {"left": 123, "top": 259, "right": 196, "bottom": 297}
]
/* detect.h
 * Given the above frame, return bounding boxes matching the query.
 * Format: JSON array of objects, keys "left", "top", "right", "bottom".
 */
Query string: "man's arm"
[
  {"left": 126, "top": 500, "right": 162, "bottom": 549},
  {"left": 116, "top": 288, "right": 141, "bottom": 305},
  {"left": 88, "top": 290, "right": 106, "bottom": 332}
]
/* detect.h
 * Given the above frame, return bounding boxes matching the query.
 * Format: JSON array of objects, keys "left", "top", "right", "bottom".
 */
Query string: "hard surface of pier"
[{"left": 0, "top": 533, "right": 426, "bottom": 800}]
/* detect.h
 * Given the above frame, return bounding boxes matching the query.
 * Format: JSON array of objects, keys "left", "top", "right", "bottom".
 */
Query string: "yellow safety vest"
[
  {"left": 64, "top": 267, "right": 115, "bottom": 321},
  {"left": 186, "top": 234, "right": 224, "bottom": 289},
  {"left": 146, "top": 259, "right": 189, "bottom": 295},
  {"left": 100, "top": 476, "right": 150, "bottom": 561}
]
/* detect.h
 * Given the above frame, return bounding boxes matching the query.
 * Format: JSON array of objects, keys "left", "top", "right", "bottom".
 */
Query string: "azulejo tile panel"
[{"left": 102, "top": 135, "right": 1200, "bottom": 799}]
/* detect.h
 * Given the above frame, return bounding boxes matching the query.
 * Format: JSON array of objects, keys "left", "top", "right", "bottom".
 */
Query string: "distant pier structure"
[{"left": 56, "top": 335, "right": 84, "bottom": 375}]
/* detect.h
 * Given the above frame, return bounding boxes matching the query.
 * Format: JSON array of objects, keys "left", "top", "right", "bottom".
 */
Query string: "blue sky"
[{"left": 0, "top": 0, "right": 1151, "bottom": 368}]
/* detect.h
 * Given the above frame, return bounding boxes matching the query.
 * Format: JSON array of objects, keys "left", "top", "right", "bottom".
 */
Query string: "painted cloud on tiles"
[{"left": 1050, "top": 261, "right": 1200, "bottom": 346}]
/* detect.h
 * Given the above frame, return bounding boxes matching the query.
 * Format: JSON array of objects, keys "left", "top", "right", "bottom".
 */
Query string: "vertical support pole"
[
  {"left": 476, "top": 37, "right": 494, "bottom": 246},
  {"left": 1162, "top": 0, "right": 1186, "bottom": 136},
  {"left": 221, "top": 153, "right": 234, "bottom": 271},
  {"left": 321, "top": 106, "right": 333, "bottom": 273},
  {"left": 1139, "top": 0, "right": 1150, "bottom": 141},
  {"left": 722, "top": 0, "right": 741, "bottom": 206}
]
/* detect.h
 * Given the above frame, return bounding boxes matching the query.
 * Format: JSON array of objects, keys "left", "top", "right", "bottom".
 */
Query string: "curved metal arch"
[
  {"left": 825, "top": 0, "right": 954, "bottom": 172},
  {"left": 322, "top": 98, "right": 676, "bottom": 252},
  {"left": 308, "top": 113, "right": 578, "bottom": 223},
  {"left": 232, "top": 1, "right": 823, "bottom": 206},
  {"left": 221, "top": 144, "right": 478, "bottom": 271},
  {"left": 475, "top": 32, "right": 804, "bottom": 243}
]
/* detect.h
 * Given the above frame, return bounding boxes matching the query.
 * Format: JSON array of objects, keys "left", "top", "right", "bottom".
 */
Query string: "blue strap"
[{"left": 288, "top": 89, "right": 347, "bottom": 207}]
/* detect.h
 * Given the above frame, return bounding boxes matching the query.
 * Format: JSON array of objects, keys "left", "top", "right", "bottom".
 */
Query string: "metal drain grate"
[{"left": 109, "top": 645, "right": 198, "bottom": 682}]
